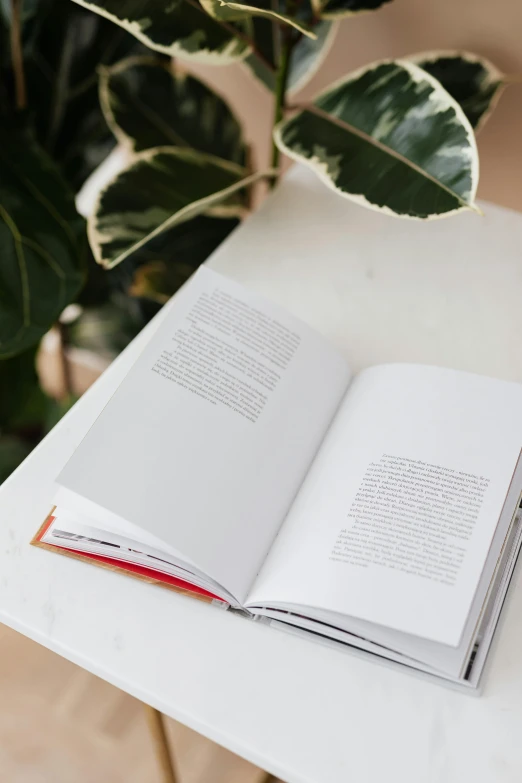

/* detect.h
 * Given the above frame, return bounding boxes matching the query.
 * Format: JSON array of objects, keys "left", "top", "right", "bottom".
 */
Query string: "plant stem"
[
  {"left": 10, "top": 0, "right": 26, "bottom": 110},
  {"left": 503, "top": 73, "right": 522, "bottom": 84},
  {"left": 270, "top": 31, "right": 293, "bottom": 181},
  {"left": 46, "top": 17, "right": 75, "bottom": 152},
  {"left": 57, "top": 321, "right": 74, "bottom": 399}
]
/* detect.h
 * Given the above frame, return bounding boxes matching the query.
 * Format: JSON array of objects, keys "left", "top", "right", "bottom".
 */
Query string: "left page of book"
[{"left": 57, "top": 267, "right": 351, "bottom": 604}]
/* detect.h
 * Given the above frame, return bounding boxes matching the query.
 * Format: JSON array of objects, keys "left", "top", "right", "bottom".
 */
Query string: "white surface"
[{"left": 2, "top": 166, "right": 522, "bottom": 783}]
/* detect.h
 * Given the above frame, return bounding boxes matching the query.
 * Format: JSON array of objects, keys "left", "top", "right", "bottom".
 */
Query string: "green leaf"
[
  {"left": 0, "top": 128, "right": 85, "bottom": 358},
  {"left": 244, "top": 19, "right": 336, "bottom": 93},
  {"left": 70, "top": 0, "right": 251, "bottom": 64},
  {"left": 12, "top": 1, "right": 145, "bottom": 191},
  {"left": 126, "top": 213, "right": 239, "bottom": 271},
  {"left": 0, "top": 435, "right": 32, "bottom": 484},
  {"left": 199, "top": 0, "right": 246, "bottom": 21},
  {"left": 409, "top": 51, "right": 504, "bottom": 131},
  {"left": 201, "top": 0, "right": 316, "bottom": 38},
  {"left": 274, "top": 59, "right": 479, "bottom": 220},
  {"left": 8, "top": 380, "right": 49, "bottom": 431},
  {"left": 0, "top": 11, "right": 7, "bottom": 75},
  {"left": 313, "top": 0, "right": 392, "bottom": 20},
  {"left": 0, "top": 351, "right": 48, "bottom": 433},
  {"left": 99, "top": 56, "right": 246, "bottom": 165},
  {"left": 89, "top": 146, "right": 269, "bottom": 268},
  {"left": 287, "top": 20, "right": 337, "bottom": 92},
  {"left": 72, "top": 214, "right": 238, "bottom": 358},
  {"left": 240, "top": 16, "right": 276, "bottom": 90},
  {"left": 0, "top": 348, "right": 38, "bottom": 429},
  {"left": 73, "top": 218, "right": 240, "bottom": 355}
]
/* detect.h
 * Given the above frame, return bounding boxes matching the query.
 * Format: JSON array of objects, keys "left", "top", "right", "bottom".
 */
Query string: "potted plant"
[{"left": 0, "top": 0, "right": 508, "bottom": 482}]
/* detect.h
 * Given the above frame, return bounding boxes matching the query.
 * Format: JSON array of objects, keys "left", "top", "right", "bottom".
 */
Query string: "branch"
[
  {"left": 503, "top": 73, "right": 522, "bottom": 84},
  {"left": 10, "top": 0, "right": 26, "bottom": 110},
  {"left": 270, "top": 30, "right": 294, "bottom": 179},
  {"left": 45, "top": 17, "right": 76, "bottom": 151},
  {"left": 57, "top": 321, "right": 74, "bottom": 399}
]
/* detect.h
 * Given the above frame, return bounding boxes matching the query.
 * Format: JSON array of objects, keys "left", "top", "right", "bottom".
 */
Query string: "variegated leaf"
[
  {"left": 241, "top": 16, "right": 278, "bottom": 91},
  {"left": 89, "top": 147, "right": 268, "bottom": 268},
  {"left": 201, "top": 0, "right": 316, "bottom": 38},
  {"left": 0, "top": 129, "right": 85, "bottom": 358},
  {"left": 287, "top": 21, "right": 337, "bottom": 93},
  {"left": 313, "top": 0, "right": 392, "bottom": 20},
  {"left": 99, "top": 57, "right": 246, "bottom": 165},
  {"left": 199, "top": 0, "right": 246, "bottom": 21},
  {"left": 70, "top": 0, "right": 251, "bottom": 64},
  {"left": 410, "top": 51, "right": 503, "bottom": 131},
  {"left": 244, "top": 19, "right": 337, "bottom": 93},
  {"left": 125, "top": 214, "right": 240, "bottom": 275},
  {"left": 274, "top": 60, "right": 479, "bottom": 219}
]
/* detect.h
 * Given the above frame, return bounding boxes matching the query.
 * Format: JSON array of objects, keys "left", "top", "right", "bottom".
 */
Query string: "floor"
[{"left": 0, "top": 623, "right": 277, "bottom": 783}]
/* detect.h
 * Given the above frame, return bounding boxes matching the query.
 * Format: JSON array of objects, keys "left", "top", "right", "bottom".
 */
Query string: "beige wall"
[{"left": 191, "top": 0, "right": 522, "bottom": 211}]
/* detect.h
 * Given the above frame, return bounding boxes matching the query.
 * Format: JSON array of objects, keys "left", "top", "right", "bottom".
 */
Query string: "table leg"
[{"left": 144, "top": 705, "right": 179, "bottom": 783}]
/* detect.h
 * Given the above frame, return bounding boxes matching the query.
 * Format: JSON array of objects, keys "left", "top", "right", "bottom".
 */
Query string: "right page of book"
[{"left": 246, "top": 364, "right": 522, "bottom": 646}]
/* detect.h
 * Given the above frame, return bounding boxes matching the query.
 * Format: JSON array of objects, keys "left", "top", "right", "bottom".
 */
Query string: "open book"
[{"left": 33, "top": 267, "right": 522, "bottom": 688}]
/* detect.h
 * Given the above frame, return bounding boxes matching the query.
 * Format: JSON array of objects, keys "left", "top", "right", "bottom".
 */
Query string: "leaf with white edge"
[
  {"left": 89, "top": 147, "right": 270, "bottom": 268},
  {"left": 126, "top": 214, "right": 240, "bottom": 273},
  {"left": 313, "top": 0, "right": 392, "bottom": 20},
  {"left": 409, "top": 50, "right": 504, "bottom": 131},
  {"left": 99, "top": 57, "right": 246, "bottom": 165},
  {"left": 274, "top": 60, "right": 479, "bottom": 219},
  {"left": 205, "top": 0, "right": 316, "bottom": 38},
  {"left": 240, "top": 16, "right": 277, "bottom": 91},
  {"left": 199, "top": 0, "right": 246, "bottom": 21},
  {"left": 244, "top": 19, "right": 337, "bottom": 93},
  {"left": 0, "top": 129, "right": 85, "bottom": 358},
  {"left": 287, "top": 20, "right": 337, "bottom": 92},
  {"left": 70, "top": 0, "right": 251, "bottom": 64}
]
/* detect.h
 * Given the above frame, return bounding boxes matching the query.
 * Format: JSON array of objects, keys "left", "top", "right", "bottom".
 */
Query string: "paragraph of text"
[
  {"left": 331, "top": 454, "right": 490, "bottom": 586},
  {"left": 151, "top": 287, "right": 301, "bottom": 423}
]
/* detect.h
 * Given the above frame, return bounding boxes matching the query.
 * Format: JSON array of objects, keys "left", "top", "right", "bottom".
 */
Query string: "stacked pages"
[{"left": 33, "top": 267, "right": 522, "bottom": 688}]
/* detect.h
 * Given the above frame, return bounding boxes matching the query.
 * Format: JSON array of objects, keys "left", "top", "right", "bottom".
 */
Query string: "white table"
[{"left": 2, "top": 166, "right": 522, "bottom": 783}]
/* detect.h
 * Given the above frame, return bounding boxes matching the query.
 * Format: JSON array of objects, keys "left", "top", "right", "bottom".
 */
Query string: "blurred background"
[{"left": 1, "top": 0, "right": 521, "bottom": 780}]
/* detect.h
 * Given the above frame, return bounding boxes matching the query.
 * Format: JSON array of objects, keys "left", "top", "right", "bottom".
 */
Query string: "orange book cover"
[{"left": 31, "top": 509, "right": 223, "bottom": 605}]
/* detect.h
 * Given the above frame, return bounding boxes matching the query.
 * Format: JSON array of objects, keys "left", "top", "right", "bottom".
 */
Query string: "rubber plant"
[{"left": 0, "top": 0, "right": 510, "bottom": 482}]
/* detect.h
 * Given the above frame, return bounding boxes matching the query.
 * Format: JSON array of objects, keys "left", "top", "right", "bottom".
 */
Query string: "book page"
[
  {"left": 246, "top": 364, "right": 522, "bottom": 645},
  {"left": 57, "top": 268, "right": 350, "bottom": 603}
]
